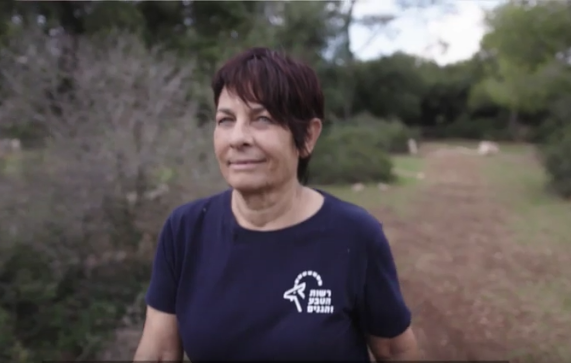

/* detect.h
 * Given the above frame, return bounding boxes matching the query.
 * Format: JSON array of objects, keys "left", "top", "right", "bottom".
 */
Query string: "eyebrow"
[{"left": 216, "top": 106, "right": 267, "bottom": 116}]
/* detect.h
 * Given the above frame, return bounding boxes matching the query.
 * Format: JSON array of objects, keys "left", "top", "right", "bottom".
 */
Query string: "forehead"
[{"left": 217, "top": 87, "right": 265, "bottom": 111}]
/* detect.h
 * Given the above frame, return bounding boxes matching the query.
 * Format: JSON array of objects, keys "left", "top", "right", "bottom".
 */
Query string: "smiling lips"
[{"left": 228, "top": 159, "right": 266, "bottom": 170}]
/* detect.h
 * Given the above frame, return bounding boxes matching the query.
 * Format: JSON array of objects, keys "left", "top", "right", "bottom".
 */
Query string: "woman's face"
[{"left": 214, "top": 88, "right": 300, "bottom": 193}]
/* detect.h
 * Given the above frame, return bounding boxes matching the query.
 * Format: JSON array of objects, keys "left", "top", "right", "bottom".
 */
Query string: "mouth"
[{"left": 227, "top": 159, "right": 266, "bottom": 169}]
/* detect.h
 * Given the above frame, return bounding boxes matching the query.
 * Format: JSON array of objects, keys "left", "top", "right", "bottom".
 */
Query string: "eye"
[
  {"left": 217, "top": 117, "right": 233, "bottom": 125},
  {"left": 255, "top": 116, "right": 273, "bottom": 124}
]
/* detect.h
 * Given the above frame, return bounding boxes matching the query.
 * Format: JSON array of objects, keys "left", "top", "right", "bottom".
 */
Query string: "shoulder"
[
  {"left": 321, "top": 190, "right": 385, "bottom": 240},
  {"left": 166, "top": 189, "right": 230, "bottom": 231},
  {"left": 319, "top": 191, "right": 393, "bottom": 273}
]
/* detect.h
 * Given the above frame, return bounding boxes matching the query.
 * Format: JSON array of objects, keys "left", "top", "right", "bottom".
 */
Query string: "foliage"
[
  {"left": 352, "top": 53, "right": 426, "bottom": 125},
  {"left": 480, "top": 0, "right": 571, "bottom": 192},
  {"left": 534, "top": 95, "right": 571, "bottom": 142},
  {"left": 0, "top": 1, "right": 568, "bottom": 145},
  {"left": 348, "top": 113, "right": 420, "bottom": 153},
  {"left": 310, "top": 121, "right": 397, "bottom": 185},
  {"left": 542, "top": 121, "right": 571, "bottom": 199},
  {"left": 473, "top": 0, "right": 571, "bottom": 138},
  {"left": 0, "top": 29, "right": 222, "bottom": 361},
  {"left": 435, "top": 115, "right": 511, "bottom": 141}
]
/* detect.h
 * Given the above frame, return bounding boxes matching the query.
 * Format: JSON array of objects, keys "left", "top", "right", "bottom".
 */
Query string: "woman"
[{"left": 134, "top": 48, "right": 419, "bottom": 361}]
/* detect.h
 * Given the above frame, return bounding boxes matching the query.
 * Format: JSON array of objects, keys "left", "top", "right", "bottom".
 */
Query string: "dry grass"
[
  {"left": 319, "top": 155, "right": 425, "bottom": 216},
  {"left": 481, "top": 145, "right": 571, "bottom": 362},
  {"left": 484, "top": 148, "right": 571, "bottom": 246}
]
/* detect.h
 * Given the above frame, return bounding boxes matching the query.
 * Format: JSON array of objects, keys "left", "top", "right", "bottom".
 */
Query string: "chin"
[{"left": 226, "top": 175, "right": 271, "bottom": 194}]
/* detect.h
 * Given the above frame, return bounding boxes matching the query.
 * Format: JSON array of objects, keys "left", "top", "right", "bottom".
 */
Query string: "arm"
[
  {"left": 368, "top": 327, "right": 419, "bottom": 361},
  {"left": 134, "top": 215, "right": 183, "bottom": 362},
  {"left": 134, "top": 306, "right": 183, "bottom": 362},
  {"left": 360, "top": 221, "right": 420, "bottom": 361}
]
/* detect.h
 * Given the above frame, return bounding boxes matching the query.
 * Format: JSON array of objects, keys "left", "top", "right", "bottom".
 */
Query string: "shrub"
[
  {"left": 348, "top": 112, "right": 419, "bottom": 153},
  {"left": 310, "top": 123, "right": 395, "bottom": 185},
  {"left": 379, "top": 119, "right": 419, "bottom": 153},
  {"left": 439, "top": 115, "right": 511, "bottom": 141},
  {"left": 541, "top": 123, "right": 571, "bottom": 198},
  {"left": 0, "top": 28, "right": 222, "bottom": 361},
  {"left": 534, "top": 95, "right": 571, "bottom": 143}
]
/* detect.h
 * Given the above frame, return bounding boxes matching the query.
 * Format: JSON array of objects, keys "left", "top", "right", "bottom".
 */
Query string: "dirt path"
[{"left": 376, "top": 150, "right": 570, "bottom": 362}]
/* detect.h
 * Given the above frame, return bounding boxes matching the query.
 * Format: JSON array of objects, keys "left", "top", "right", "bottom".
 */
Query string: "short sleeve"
[
  {"left": 360, "top": 223, "right": 411, "bottom": 338},
  {"left": 145, "top": 216, "right": 179, "bottom": 314}
]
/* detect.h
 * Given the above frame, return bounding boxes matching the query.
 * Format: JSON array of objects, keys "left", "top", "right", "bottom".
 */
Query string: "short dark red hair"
[{"left": 211, "top": 47, "right": 324, "bottom": 184}]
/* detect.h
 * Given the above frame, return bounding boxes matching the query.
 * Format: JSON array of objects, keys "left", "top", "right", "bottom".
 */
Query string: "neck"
[{"left": 231, "top": 179, "right": 304, "bottom": 230}]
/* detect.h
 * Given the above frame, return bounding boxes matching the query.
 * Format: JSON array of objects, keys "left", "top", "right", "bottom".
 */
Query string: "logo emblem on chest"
[{"left": 283, "top": 270, "right": 334, "bottom": 314}]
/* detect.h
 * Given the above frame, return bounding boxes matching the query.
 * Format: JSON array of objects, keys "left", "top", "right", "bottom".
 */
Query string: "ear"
[{"left": 301, "top": 118, "right": 323, "bottom": 157}]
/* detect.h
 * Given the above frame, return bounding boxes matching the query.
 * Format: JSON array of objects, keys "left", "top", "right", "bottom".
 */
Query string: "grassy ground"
[
  {"left": 480, "top": 144, "right": 571, "bottom": 362},
  {"left": 483, "top": 145, "right": 571, "bottom": 246},
  {"left": 0, "top": 152, "right": 25, "bottom": 176},
  {"left": 319, "top": 155, "right": 425, "bottom": 216},
  {"left": 439, "top": 139, "right": 535, "bottom": 155}
]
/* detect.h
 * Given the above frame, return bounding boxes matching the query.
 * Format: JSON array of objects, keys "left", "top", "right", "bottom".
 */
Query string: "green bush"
[
  {"left": 348, "top": 113, "right": 419, "bottom": 153},
  {"left": 541, "top": 123, "right": 571, "bottom": 198},
  {"left": 0, "top": 241, "right": 150, "bottom": 361},
  {"left": 423, "top": 114, "right": 513, "bottom": 141},
  {"left": 310, "top": 123, "right": 396, "bottom": 185},
  {"left": 534, "top": 96, "right": 571, "bottom": 143},
  {"left": 440, "top": 115, "right": 511, "bottom": 140}
]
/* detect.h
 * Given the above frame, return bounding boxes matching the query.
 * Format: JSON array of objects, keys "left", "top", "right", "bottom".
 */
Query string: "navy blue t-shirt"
[{"left": 146, "top": 189, "right": 411, "bottom": 361}]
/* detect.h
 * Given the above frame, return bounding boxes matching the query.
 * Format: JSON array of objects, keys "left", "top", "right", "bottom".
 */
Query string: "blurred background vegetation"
[{"left": 1, "top": 0, "right": 571, "bottom": 361}]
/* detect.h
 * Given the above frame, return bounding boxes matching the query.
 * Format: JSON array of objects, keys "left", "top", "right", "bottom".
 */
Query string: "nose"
[{"left": 229, "top": 120, "right": 253, "bottom": 148}]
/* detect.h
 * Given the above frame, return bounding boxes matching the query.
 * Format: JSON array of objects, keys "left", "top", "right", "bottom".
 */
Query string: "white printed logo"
[{"left": 283, "top": 270, "right": 334, "bottom": 314}]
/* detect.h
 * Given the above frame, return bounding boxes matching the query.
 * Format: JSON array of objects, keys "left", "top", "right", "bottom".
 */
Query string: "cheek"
[
  {"left": 213, "top": 129, "right": 227, "bottom": 156},
  {"left": 267, "top": 139, "right": 298, "bottom": 174}
]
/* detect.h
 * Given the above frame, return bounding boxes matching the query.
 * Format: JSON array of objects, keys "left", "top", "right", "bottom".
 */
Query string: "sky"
[{"left": 350, "top": 0, "right": 503, "bottom": 65}]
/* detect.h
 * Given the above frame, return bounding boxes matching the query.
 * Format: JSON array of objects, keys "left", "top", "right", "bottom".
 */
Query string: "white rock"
[
  {"left": 351, "top": 183, "right": 365, "bottom": 192},
  {"left": 407, "top": 138, "right": 418, "bottom": 155},
  {"left": 478, "top": 141, "right": 500, "bottom": 156},
  {"left": 377, "top": 183, "right": 389, "bottom": 191}
]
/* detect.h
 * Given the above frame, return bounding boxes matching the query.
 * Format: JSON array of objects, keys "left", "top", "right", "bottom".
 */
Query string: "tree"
[
  {"left": 352, "top": 52, "right": 426, "bottom": 124},
  {"left": 474, "top": 0, "right": 571, "bottom": 138}
]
